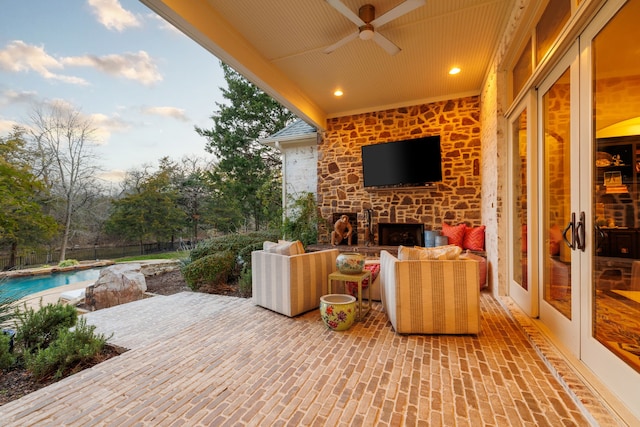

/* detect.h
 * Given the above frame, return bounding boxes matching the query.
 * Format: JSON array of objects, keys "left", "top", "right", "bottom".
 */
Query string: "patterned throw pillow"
[
  {"left": 441, "top": 222, "right": 466, "bottom": 248},
  {"left": 463, "top": 225, "right": 485, "bottom": 251},
  {"left": 263, "top": 240, "right": 305, "bottom": 256}
]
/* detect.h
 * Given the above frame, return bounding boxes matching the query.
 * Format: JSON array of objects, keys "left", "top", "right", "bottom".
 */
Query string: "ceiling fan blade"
[
  {"left": 323, "top": 31, "right": 359, "bottom": 54},
  {"left": 373, "top": 32, "right": 401, "bottom": 55},
  {"left": 326, "top": 0, "right": 365, "bottom": 26},
  {"left": 371, "top": 0, "right": 426, "bottom": 28}
]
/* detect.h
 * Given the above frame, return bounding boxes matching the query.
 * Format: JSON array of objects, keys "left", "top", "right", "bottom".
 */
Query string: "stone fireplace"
[
  {"left": 316, "top": 96, "right": 483, "bottom": 245},
  {"left": 378, "top": 223, "right": 424, "bottom": 246}
]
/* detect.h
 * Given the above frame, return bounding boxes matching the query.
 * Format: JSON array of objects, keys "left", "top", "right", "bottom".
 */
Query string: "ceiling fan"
[{"left": 324, "top": 0, "right": 426, "bottom": 56}]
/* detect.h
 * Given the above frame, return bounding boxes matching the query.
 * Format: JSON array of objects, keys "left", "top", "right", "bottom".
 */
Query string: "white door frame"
[
  {"left": 536, "top": 42, "right": 581, "bottom": 355},
  {"left": 508, "top": 91, "right": 539, "bottom": 316}
]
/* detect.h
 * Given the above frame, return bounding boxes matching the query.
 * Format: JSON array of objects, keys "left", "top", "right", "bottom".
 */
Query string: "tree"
[
  {"left": 27, "top": 101, "right": 101, "bottom": 261},
  {"left": 174, "top": 156, "right": 215, "bottom": 242},
  {"left": 196, "top": 62, "right": 295, "bottom": 231},
  {"left": 105, "top": 161, "right": 186, "bottom": 251},
  {"left": 0, "top": 129, "right": 58, "bottom": 269}
]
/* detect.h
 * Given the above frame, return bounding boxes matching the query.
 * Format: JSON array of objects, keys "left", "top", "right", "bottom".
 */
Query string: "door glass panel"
[
  {"left": 542, "top": 68, "right": 572, "bottom": 319},
  {"left": 535, "top": 0, "right": 571, "bottom": 64},
  {"left": 512, "top": 109, "right": 528, "bottom": 289},
  {"left": 592, "top": 0, "right": 640, "bottom": 373}
]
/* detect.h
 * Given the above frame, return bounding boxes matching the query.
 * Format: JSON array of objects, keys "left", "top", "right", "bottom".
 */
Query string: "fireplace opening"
[{"left": 378, "top": 223, "right": 424, "bottom": 246}]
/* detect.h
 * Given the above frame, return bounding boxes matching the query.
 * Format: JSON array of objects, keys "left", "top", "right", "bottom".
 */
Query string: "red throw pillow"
[
  {"left": 441, "top": 223, "right": 466, "bottom": 248},
  {"left": 463, "top": 225, "right": 485, "bottom": 251}
]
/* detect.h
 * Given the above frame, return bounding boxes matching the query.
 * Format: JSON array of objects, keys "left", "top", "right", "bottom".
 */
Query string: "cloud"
[
  {"left": 87, "top": 112, "right": 131, "bottom": 145},
  {"left": 142, "top": 106, "right": 189, "bottom": 122},
  {"left": 88, "top": 0, "right": 141, "bottom": 32},
  {"left": 62, "top": 51, "right": 162, "bottom": 86},
  {"left": 97, "top": 169, "right": 127, "bottom": 183},
  {"left": 0, "top": 118, "right": 22, "bottom": 135},
  {"left": 0, "top": 89, "right": 39, "bottom": 107},
  {"left": 0, "top": 41, "right": 89, "bottom": 85},
  {"left": 147, "top": 13, "right": 182, "bottom": 35}
]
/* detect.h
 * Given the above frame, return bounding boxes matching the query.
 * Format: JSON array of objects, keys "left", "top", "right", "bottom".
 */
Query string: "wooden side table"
[{"left": 327, "top": 270, "right": 372, "bottom": 320}]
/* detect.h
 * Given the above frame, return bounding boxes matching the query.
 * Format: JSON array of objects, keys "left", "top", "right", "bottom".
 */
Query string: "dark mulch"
[
  {"left": 0, "top": 269, "right": 215, "bottom": 406},
  {"left": 0, "top": 344, "right": 126, "bottom": 405}
]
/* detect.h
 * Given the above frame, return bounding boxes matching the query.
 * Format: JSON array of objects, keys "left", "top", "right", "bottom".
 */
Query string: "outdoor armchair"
[{"left": 252, "top": 247, "right": 339, "bottom": 317}]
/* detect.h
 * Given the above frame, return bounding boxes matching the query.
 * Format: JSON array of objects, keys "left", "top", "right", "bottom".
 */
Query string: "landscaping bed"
[{"left": 0, "top": 269, "right": 210, "bottom": 406}]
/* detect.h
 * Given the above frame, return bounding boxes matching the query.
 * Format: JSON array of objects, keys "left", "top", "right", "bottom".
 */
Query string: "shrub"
[
  {"left": 0, "top": 295, "right": 19, "bottom": 329},
  {"left": 182, "top": 231, "right": 280, "bottom": 293},
  {"left": 237, "top": 241, "right": 265, "bottom": 268},
  {"left": 0, "top": 332, "right": 16, "bottom": 370},
  {"left": 15, "top": 302, "right": 77, "bottom": 354},
  {"left": 189, "top": 231, "right": 279, "bottom": 262},
  {"left": 182, "top": 251, "right": 236, "bottom": 292},
  {"left": 57, "top": 259, "right": 79, "bottom": 268},
  {"left": 238, "top": 267, "right": 252, "bottom": 298},
  {"left": 24, "top": 317, "right": 107, "bottom": 380},
  {"left": 283, "top": 192, "right": 325, "bottom": 246}
]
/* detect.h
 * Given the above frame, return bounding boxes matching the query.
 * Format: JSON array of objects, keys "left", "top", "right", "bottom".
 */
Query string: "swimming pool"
[{"left": 0, "top": 268, "right": 103, "bottom": 301}]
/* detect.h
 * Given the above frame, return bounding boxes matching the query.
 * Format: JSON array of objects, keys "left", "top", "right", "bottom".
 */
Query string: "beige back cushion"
[
  {"left": 397, "top": 245, "right": 461, "bottom": 261},
  {"left": 263, "top": 240, "right": 305, "bottom": 256}
]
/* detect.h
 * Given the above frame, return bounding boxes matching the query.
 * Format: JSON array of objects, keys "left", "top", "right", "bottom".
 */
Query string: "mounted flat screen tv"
[{"left": 361, "top": 135, "right": 442, "bottom": 188}]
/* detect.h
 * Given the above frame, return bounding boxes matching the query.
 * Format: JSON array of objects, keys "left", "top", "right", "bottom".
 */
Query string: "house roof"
[
  {"left": 260, "top": 119, "right": 318, "bottom": 148},
  {"left": 140, "top": 0, "right": 516, "bottom": 130},
  {"left": 267, "top": 119, "right": 317, "bottom": 140}
]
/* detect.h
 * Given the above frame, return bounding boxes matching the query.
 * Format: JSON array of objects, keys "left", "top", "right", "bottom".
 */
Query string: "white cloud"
[
  {"left": 88, "top": 0, "right": 141, "bottom": 32},
  {"left": 97, "top": 169, "right": 127, "bottom": 183},
  {"left": 0, "top": 118, "right": 22, "bottom": 135},
  {"left": 142, "top": 106, "right": 189, "bottom": 122},
  {"left": 0, "top": 41, "right": 89, "bottom": 85},
  {"left": 147, "top": 13, "right": 181, "bottom": 35},
  {"left": 89, "top": 112, "right": 131, "bottom": 145},
  {"left": 62, "top": 51, "right": 162, "bottom": 86}
]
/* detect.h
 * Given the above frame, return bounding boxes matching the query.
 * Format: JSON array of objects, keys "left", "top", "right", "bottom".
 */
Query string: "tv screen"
[{"left": 361, "top": 136, "right": 442, "bottom": 188}]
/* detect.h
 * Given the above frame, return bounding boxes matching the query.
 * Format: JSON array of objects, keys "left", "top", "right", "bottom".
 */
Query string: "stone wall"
[
  {"left": 317, "top": 96, "right": 482, "bottom": 245},
  {"left": 479, "top": 0, "right": 530, "bottom": 295}
]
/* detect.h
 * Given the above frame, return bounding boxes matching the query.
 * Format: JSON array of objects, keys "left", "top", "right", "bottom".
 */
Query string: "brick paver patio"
[{"left": 0, "top": 292, "right": 622, "bottom": 426}]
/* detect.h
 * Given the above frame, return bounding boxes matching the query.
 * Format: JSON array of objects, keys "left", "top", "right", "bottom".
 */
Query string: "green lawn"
[{"left": 115, "top": 251, "right": 189, "bottom": 263}]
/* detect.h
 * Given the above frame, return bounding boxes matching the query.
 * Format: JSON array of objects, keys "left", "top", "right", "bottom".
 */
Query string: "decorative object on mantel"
[
  {"left": 336, "top": 252, "right": 365, "bottom": 274},
  {"left": 320, "top": 294, "right": 356, "bottom": 331},
  {"left": 434, "top": 235, "right": 449, "bottom": 247},
  {"left": 331, "top": 214, "right": 354, "bottom": 245},
  {"left": 424, "top": 230, "right": 440, "bottom": 247},
  {"left": 363, "top": 208, "right": 374, "bottom": 246}
]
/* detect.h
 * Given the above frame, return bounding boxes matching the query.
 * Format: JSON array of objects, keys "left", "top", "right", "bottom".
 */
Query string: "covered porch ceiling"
[{"left": 140, "top": 0, "right": 516, "bottom": 130}]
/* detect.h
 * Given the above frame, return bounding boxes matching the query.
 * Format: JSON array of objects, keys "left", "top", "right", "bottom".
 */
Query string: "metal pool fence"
[{"left": 0, "top": 242, "right": 186, "bottom": 271}]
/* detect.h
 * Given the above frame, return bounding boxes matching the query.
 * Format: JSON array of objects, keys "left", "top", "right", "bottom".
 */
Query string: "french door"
[
  {"left": 537, "top": 44, "right": 581, "bottom": 354},
  {"left": 519, "top": 0, "right": 640, "bottom": 418}
]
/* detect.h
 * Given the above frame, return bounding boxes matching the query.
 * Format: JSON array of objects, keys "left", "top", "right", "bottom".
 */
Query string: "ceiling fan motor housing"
[
  {"left": 358, "top": 4, "right": 375, "bottom": 40},
  {"left": 359, "top": 4, "right": 375, "bottom": 23}
]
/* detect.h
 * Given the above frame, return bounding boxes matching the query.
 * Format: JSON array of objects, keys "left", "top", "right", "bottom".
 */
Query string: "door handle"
[
  {"left": 576, "top": 211, "right": 586, "bottom": 252},
  {"left": 562, "top": 212, "right": 576, "bottom": 250}
]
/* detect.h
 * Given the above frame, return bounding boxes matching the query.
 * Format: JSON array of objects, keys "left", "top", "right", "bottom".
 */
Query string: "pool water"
[{"left": 0, "top": 268, "right": 103, "bottom": 301}]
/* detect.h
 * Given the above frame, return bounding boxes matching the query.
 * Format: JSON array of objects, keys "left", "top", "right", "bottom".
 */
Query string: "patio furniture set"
[{"left": 251, "top": 239, "right": 482, "bottom": 335}]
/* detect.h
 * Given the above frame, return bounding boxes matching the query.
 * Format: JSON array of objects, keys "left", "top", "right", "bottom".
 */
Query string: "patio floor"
[{"left": 0, "top": 291, "right": 623, "bottom": 426}]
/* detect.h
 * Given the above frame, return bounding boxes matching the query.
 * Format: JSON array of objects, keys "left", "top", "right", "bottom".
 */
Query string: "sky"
[{"left": 0, "top": 0, "right": 225, "bottom": 182}]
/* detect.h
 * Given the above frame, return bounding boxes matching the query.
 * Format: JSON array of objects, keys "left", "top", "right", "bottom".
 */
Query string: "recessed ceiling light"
[
  {"left": 449, "top": 67, "right": 461, "bottom": 75},
  {"left": 334, "top": 89, "right": 344, "bottom": 97}
]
